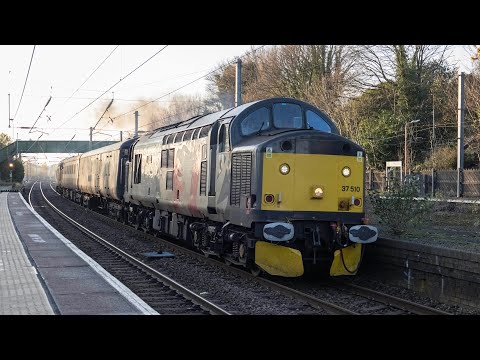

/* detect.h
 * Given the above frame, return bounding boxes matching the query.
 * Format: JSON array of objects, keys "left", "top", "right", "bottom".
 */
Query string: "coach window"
[
  {"left": 241, "top": 107, "right": 270, "bottom": 136},
  {"left": 163, "top": 134, "right": 170, "bottom": 145},
  {"left": 168, "top": 149, "right": 175, "bottom": 168},
  {"left": 306, "top": 110, "right": 332, "bottom": 133},
  {"left": 167, "top": 134, "right": 175, "bottom": 144},
  {"left": 273, "top": 103, "right": 303, "bottom": 129},
  {"left": 192, "top": 128, "right": 200, "bottom": 139},
  {"left": 161, "top": 150, "right": 168, "bottom": 168},
  {"left": 173, "top": 132, "right": 182, "bottom": 143},
  {"left": 218, "top": 123, "right": 230, "bottom": 152},
  {"left": 183, "top": 129, "right": 195, "bottom": 141},
  {"left": 166, "top": 171, "right": 173, "bottom": 190}
]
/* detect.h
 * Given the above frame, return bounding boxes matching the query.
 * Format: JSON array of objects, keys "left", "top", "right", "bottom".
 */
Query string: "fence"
[{"left": 366, "top": 169, "right": 480, "bottom": 198}]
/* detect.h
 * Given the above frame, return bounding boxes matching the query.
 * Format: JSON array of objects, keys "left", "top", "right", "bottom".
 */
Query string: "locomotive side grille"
[
  {"left": 231, "top": 155, "right": 241, "bottom": 206},
  {"left": 200, "top": 160, "right": 207, "bottom": 196},
  {"left": 231, "top": 152, "right": 252, "bottom": 206}
]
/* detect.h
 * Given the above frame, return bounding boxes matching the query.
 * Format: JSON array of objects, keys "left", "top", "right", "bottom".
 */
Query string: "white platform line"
[{"left": 18, "top": 192, "right": 158, "bottom": 315}]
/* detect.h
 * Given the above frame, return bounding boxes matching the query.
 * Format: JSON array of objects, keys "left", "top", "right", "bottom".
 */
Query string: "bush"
[
  {"left": 420, "top": 145, "right": 479, "bottom": 170},
  {"left": 369, "top": 180, "right": 433, "bottom": 235}
]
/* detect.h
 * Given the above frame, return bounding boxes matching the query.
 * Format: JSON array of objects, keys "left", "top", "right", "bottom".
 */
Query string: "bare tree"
[
  {"left": 206, "top": 46, "right": 266, "bottom": 111},
  {"left": 206, "top": 45, "right": 363, "bottom": 137},
  {"left": 0, "top": 133, "right": 12, "bottom": 148}
]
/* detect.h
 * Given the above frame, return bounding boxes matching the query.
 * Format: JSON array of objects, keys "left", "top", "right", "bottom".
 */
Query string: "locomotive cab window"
[
  {"left": 306, "top": 110, "right": 332, "bottom": 133},
  {"left": 241, "top": 107, "right": 270, "bottom": 136},
  {"left": 134, "top": 154, "right": 142, "bottom": 184},
  {"left": 218, "top": 123, "right": 230, "bottom": 152},
  {"left": 273, "top": 103, "right": 303, "bottom": 129}
]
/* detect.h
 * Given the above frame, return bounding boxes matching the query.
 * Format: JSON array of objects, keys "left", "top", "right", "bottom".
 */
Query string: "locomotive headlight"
[
  {"left": 311, "top": 185, "right": 324, "bottom": 199},
  {"left": 313, "top": 187, "right": 324, "bottom": 198},
  {"left": 279, "top": 163, "right": 290, "bottom": 175},
  {"left": 342, "top": 166, "right": 351, "bottom": 177}
]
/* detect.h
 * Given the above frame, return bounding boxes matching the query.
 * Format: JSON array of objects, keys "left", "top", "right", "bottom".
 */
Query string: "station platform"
[{"left": 0, "top": 192, "right": 158, "bottom": 315}]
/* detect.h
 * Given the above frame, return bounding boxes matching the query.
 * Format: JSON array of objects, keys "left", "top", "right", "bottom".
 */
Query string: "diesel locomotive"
[{"left": 56, "top": 97, "right": 378, "bottom": 277}]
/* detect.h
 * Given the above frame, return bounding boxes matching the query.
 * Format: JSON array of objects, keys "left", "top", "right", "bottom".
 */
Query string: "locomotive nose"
[{"left": 261, "top": 135, "right": 365, "bottom": 214}]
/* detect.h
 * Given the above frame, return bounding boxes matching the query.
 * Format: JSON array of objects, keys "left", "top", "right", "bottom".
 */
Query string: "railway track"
[
  {"left": 165, "top": 246, "right": 451, "bottom": 315},
  {"left": 40, "top": 181, "right": 451, "bottom": 315},
  {"left": 331, "top": 281, "right": 451, "bottom": 315},
  {"left": 30, "top": 181, "right": 229, "bottom": 315}
]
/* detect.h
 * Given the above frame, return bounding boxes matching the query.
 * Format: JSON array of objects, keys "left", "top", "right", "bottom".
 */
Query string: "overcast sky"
[
  {"left": 0, "top": 45, "right": 475, "bottom": 165},
  {"left": 0, "top": 45, "right": 255, "bottom": 158}
]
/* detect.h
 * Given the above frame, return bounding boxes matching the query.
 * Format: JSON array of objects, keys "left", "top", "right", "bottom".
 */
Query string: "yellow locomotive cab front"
[
  {"left": 259, "top": 148, "right": 374, "bottom": 277},
  {"left": 261, "top": 153, "right": 364, "bottom": 213}
]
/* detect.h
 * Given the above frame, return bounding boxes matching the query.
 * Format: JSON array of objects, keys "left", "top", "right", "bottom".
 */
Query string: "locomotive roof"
[
  {"left": 136, "top": 97, "right": 335, "bottom": 146},
  {"left": 79, "top": 137, "right": 137, "bottom": 158},
  {"left": 59, "top": 154, "right": 81, "bottom": 165},
  {"left": 58, "top": 137, "right": 138, "bottom": 164}
]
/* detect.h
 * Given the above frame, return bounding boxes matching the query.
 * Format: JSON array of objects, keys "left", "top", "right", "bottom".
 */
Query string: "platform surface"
[
  {"left": 0, "top": 193, "right": 54, "bottom": 314},
  {"left": 1, "top": 192, "right": 157, "bottom": 315}
]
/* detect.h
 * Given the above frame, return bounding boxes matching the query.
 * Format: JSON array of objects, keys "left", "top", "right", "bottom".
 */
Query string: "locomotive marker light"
[
  {"left": 266, "top": 147, "right": 273, "bottom": 158},
  {"left": 357, "top": 151, "right": 363, "bottom": 162},
  {"left": 342, "top": 166, "right": 351, "bottom": 177},
  {"left": 279, "top": 163, "right": 290, "bottom": 175},
  {"left": 264, "top": 194, "right": 275, "bottom": 204}
]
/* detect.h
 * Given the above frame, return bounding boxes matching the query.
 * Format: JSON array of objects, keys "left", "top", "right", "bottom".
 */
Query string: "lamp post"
[
  {"left": 9, "top": 162, "right": 14, "bottom": 183},
  {"left": 404, "top": 119, "right": 420, "bottom": 176}
]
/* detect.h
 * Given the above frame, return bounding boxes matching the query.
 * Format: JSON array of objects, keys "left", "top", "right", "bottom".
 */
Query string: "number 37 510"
[{"left": 341, "top": 186, "right": 361, "bottom": 192}]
